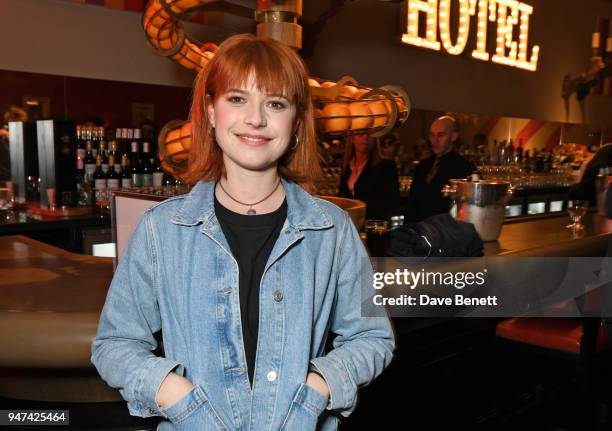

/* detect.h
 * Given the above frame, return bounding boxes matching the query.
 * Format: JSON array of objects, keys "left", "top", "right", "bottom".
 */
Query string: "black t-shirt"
[{"left": 214, "top": 196, "right": 288, "bottom": 386}]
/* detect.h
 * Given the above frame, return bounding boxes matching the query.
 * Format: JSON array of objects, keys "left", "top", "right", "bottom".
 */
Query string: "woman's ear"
[
  {"left": 206, "top": 95, "right": 215, "bottom": 128},
  {"left": 293, "top": 118, "right": 302, "bottom": 136}
]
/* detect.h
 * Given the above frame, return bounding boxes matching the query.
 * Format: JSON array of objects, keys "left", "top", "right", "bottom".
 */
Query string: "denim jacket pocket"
[
  {"left": 160, "top": 384, "right": 227, "bottom": 430},
  {"left": 280, "top": 383, "right": 329, "bottom": 431}
]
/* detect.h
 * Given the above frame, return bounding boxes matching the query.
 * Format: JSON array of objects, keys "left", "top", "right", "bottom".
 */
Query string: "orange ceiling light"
[{"left": 143, "top": 0, "right": 216, "bottom": 72}]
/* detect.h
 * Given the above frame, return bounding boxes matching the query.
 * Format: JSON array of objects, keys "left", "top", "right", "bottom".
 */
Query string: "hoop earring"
[{"left": 290, "top": 134, "right": 299, "bottom": 151}]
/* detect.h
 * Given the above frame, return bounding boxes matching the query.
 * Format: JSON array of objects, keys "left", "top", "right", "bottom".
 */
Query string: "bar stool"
[{"left": 495, "top": 316, "right": 611, "bottom": 430}]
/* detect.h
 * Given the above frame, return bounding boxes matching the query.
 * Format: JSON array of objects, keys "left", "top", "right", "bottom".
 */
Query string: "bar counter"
[
  {"left": 1, "top": 212, "right": 610, "bottom": 361},
  {"left": 0, "top": 209, "right": 110, "bottom": 253},
  {"left": 1, "top": 212, "right": 611, "bottom": 403}
]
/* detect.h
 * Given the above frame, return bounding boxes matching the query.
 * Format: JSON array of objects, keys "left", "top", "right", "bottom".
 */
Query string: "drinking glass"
[
  {"left": 365, "top": 220, "right": 389, "bottom": 257},
  {"left": 566, "top": 200, "right": 588, "bottom": 230}
]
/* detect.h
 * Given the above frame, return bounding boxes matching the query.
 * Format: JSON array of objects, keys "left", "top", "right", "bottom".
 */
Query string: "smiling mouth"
[{"left": 235, "top": 133, "right": 272, "bottom": 146}]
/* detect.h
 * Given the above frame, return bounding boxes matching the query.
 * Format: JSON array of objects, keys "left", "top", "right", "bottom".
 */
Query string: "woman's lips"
[{"left": 235, "top": 133, "right": 272, "bottom": 147}]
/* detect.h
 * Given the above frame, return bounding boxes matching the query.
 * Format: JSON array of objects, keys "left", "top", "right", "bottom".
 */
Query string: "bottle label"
[
  {"left": 141, "top": 174, "right": 152, "bottom": 187},
  {"left": 114, "top": 164, "right": 122, "bottom": 175},
  {"left": 102, "top": 163, "right": 109, "bottom": 174},
  {"left": 76, "top": 149, "right": 86, "bottom": 170},
  {"left": 94, "top": 180, "right": 107, "bottom": 205},
  {"left": 132, "top": 174, "right": 143, "bottom": 187},
  {"left": 122, "top": 178, "right": 133, "bottom": 189},
  {"left": 107, "top": 179, "right": 120, "bottom": 190},
  {"left": 153, "top": 172, "right": 164, "bottom": 188},
  {"left": 85, "top": 164, "right": 96, "bottom": 178}
]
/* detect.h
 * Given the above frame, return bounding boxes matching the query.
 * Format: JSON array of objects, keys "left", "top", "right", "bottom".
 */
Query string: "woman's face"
[{"left": 207, "top": 77, "right": 297, "bottom": 175}]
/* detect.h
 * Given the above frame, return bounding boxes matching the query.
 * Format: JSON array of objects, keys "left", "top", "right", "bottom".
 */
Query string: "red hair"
[{"left": 184, "top": 34, "right": 321, "bottom": 191}]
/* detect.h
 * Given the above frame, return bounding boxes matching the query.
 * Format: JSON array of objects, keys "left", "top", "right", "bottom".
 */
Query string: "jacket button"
[
  {"left": 284, "top": 229, "right": 291, "bottom": 235},
  {"left": 267, "top": 370, "right": 277, "bottom": 382},
  {"left": 272, "top": 291, "right": 283, "bottom": 302}
]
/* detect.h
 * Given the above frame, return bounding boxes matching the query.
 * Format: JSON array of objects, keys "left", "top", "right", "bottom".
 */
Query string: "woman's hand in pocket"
[
  {"left": 156, "top": 372, "right": 194, "bottom": 409},
  {"left": 305, "top": 372, "right": 330, "bottom": 399}
]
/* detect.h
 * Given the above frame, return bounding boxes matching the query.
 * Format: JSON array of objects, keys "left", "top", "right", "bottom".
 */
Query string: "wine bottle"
[
  {"left": 75, "top": 125, "right": 85, "bottom": 177},
  {"left": 153, "top": 157, "right": 164, "bottom": 189},
  {"left": 93, "top": 154, "right": 107, "bottom": 207},
  {"left": 120, "top": 154, "right": 132, "bottom": 190},
  {"left": 130, "top": 141, "right": 143, "bottom": 187},
  {"left": 141, "top": 141, "right": 153, "bottom": 187},
  {"left": 109, "top": 141, "right": 121, "bottom": 174},
  {"left": 99, "top": 140, "right": 109, "bottom": 174},
  {"left": 107, "top": 154, "right": 120, "bottom": 192},
  {"left": 84, "top": 140, "right": 96, "bottom": 185}
]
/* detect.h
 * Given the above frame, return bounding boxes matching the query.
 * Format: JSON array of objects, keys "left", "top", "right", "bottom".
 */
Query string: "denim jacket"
[{"left": 91, "top": 179, "right": 395, "bottom": 430}]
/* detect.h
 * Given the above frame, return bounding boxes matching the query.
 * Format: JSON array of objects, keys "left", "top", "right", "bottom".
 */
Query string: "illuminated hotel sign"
[{"left": 401, "top": 0, "right": 540, "bottom": 71}]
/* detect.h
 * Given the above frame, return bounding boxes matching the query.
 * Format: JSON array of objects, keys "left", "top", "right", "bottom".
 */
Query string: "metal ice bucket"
[{"left": 445, "top": 180, "right": 512, "bottom": 241}]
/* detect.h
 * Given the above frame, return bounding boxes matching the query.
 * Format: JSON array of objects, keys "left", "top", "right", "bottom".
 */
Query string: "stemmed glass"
[{"left": 566, "top": 200, "right": 588, "bottom": 230}]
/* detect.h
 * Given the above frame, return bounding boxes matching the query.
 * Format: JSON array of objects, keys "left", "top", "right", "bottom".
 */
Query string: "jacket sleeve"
[
  {"left": 91, "top": 211, "right": 184, "bottom": 418},
  {"left": 309, "top": 212, "right": 396, "bottom": 417}
]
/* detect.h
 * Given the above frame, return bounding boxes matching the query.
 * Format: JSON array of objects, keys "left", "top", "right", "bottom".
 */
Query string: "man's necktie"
[{"left": 426, "top": 158, "right": 439, "bottom": 184}]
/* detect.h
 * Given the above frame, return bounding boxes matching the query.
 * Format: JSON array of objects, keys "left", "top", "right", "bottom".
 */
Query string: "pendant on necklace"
[{"left": 247, "top": 208, "right": 257, "bottom": 215}]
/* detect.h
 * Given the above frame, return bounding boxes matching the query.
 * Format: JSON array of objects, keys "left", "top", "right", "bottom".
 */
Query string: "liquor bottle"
[
  {"left": 99, "top": 127, "right": 107, "bottom": 148},
  {"left": 141, "top": 141, "right": 153, "bottom": 187},
  {"left": 93, "top": 154, "right": 107, "bottom": 207},
  {"left": 91, "top": 127, "right": 99, "bottom": 158},
  {"left": 107, "top": 154, "right": 120, "bottom": 192},
  {"left": 75, "top": 125, "right": 85, "bottom": 178},
  {"left": 127, "top": 128, "right": 134, "bottom": 146},
  {"left": 109, "top": 141, "right": 122, "bottom": 174},
  {"left": 153, "top": 157, "right": 164, "bottom": 189},
  {"left": 115, "top": 128, "right": 122, "bottom": 148},
  {"left": 120, "top": 154, "right": 132, "bottom": 190},
  {"left": 133, "top": 128, "right": 141, "bottom": 144},
  {"left": 120, "top": 128, "right": 129, "bottom": 155},
  {"left": 515, "top": 139, "right": 524, "bottom": 164},
  {"left": 84, "top": 140, "right": 96, "bottom": 185},
  {"left": 99, "top": 140, "right": 109, "bottom": 174},
  {"left": 129, "top": 141, "right": 143, "bottom": 187},
  {"left": 506, "top": 139, "right": 514, "bottom": 165}
]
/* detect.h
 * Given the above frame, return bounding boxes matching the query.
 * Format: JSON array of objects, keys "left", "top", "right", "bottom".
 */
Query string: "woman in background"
[{"left": 339, "top": 133, "right": 401, "bottom": 220}]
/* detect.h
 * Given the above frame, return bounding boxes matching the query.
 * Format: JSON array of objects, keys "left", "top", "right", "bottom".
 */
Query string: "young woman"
[
  {"left": 92, "top": 34, "right": 395, "bottom": 431},
  {"left": 339, "top": 133, "right": 401, "bottom": 221}
]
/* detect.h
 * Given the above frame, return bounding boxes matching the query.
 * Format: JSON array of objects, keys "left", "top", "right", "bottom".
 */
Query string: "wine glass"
[{"left": 566, "top": 200, "right": 588, "bottom": 230}]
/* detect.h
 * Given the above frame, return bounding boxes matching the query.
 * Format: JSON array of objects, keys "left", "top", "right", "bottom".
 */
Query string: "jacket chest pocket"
[{"left": 280, "top": 383, "right": 329, "bottom": 431}]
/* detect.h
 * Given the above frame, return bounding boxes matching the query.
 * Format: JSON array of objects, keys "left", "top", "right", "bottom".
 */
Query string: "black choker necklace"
[{"left": 217, "top": 180, "right": 281, "bottom": 215}]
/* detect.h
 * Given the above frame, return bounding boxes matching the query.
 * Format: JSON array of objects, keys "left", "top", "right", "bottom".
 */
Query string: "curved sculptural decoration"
[{"left": 143, "top": 0, "right": 411, "bottom": 180}]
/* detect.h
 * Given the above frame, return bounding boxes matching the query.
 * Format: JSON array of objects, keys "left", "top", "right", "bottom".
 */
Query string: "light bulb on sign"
[{"left": 401, "top": 0, "right": 540, "bottom": 71}]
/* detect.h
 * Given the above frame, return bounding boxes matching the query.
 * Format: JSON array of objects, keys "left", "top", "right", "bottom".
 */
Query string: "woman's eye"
[
  {"left": 268, "top": 100, "right": 287, "bottom": 110},
  {"left": 227, "top": 96, "right": 245, "bottom": 104}
]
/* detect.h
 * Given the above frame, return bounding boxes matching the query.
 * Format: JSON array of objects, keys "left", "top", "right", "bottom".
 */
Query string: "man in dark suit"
[{"left": 403, "top": 116, "right": 474, "bottom": 223}]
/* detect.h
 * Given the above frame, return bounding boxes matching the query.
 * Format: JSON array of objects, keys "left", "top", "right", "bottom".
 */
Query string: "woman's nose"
[{"left": 244, "top": 104, "right": 267, "bottom": 128}]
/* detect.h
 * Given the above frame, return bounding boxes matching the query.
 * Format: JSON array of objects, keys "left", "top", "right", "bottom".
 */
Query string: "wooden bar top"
[
  {"left": 487, "top": 212, "right": 612, "bottom": 256},
  {"left": 0, "top": 235, "right": 113, "bottom": 313},
  {"left": 0, "top": 236, "right": 113, "bottom": 368}
]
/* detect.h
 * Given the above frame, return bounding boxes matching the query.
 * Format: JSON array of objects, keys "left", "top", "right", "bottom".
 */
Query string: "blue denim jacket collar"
[{"left": 170, "top": 178, "right": 333, "bottom": 231}]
